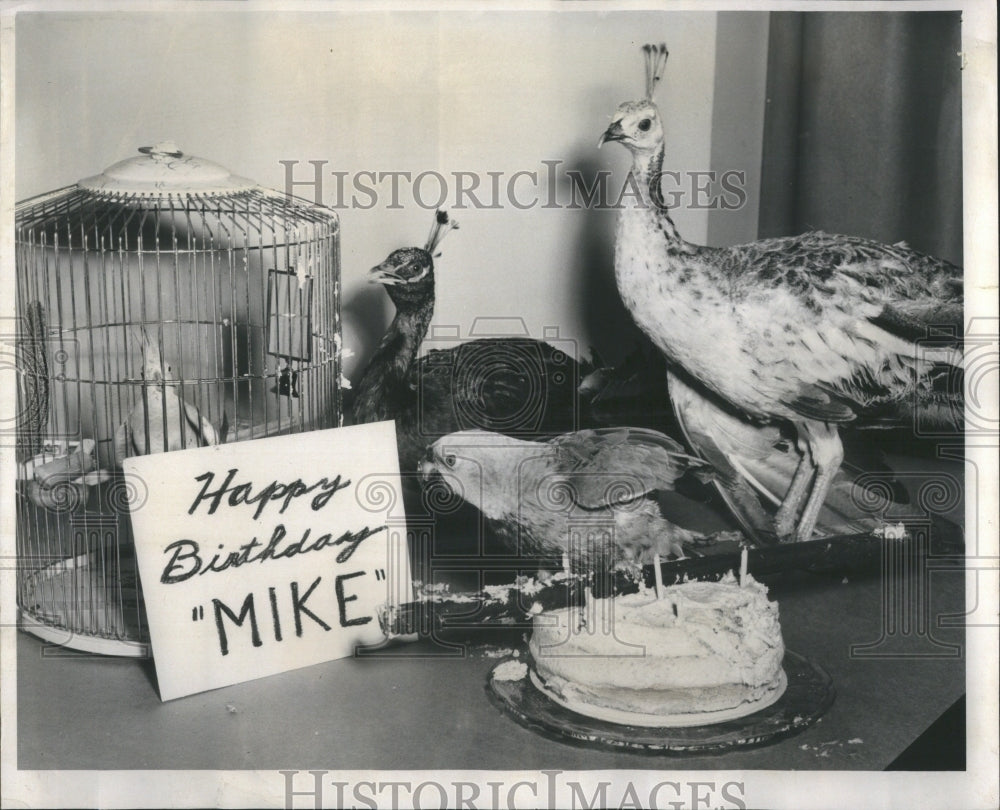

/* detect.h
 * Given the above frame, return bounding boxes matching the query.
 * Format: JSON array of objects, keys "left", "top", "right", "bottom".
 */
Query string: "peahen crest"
[{"left": 642, "top": 42, "right": 669, "bottom": 100}]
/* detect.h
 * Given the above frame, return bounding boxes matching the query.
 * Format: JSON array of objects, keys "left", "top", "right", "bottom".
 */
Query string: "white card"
[{"left": 123, "top": 422, "right": 410, "bottom": 701}]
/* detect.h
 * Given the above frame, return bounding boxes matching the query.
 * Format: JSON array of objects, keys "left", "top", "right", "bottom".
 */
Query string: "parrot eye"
[{"left": 638, "top": 118, "right": 652, "bottom": 132}]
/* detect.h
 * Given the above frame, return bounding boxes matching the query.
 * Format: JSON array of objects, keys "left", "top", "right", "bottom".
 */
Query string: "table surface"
[{"left": 17, "top": 521, "right": 967, "bottom": 772}]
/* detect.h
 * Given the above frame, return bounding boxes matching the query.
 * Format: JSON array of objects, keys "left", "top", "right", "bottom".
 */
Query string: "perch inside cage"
[{"left": 14, "top": 142, "right": 342, "bottom": 656}]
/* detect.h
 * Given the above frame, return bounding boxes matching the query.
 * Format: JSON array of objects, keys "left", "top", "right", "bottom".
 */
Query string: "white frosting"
[{"left": 529, "top": 573, "right": 785, "bottom": 716}]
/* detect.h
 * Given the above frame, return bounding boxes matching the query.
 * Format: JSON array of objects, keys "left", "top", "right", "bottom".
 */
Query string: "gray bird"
[{"left": 419, "top": 427, "right": 738, "bottom": 574}]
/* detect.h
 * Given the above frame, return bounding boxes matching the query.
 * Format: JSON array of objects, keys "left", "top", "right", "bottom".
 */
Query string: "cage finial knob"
[{"left": 138, "top": 141, "right": 184, "bottom": 159}]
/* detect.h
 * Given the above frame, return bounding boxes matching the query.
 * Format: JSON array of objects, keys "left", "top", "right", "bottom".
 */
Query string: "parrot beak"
[
  {"left": 598, "top": 120, "right": 626, "bottom": 148},
  {"left": 368, "top": 260, "right": 406, "bottom": 285},
  {"left": 418, "top": 457, "right": 438, "bottom": 482}
]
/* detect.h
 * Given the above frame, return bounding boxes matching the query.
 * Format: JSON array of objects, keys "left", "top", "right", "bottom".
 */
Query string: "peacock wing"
[
  {"left": 420, "top": 338, "right": 580, "bottom": 436},
  {"left": 760, "top": 237, "right": 965, "bottom": 430},
  {"left": 784, "top": 383, "right": 857, "bottom": 423},
  {"left": 666, "top": 372, "right": 777, "bottom": 542},
  {"left": 723, "top": 233, "right": 963, "bottom": 337},
  {"left": 727, "top": 232, "right": 958, "bottom": 294},
  {"left": 667, "top": 371, "right": 910, "bottom": 542},
  {"left": 868, "top": 300, "right": 964, "bottom": 346}
]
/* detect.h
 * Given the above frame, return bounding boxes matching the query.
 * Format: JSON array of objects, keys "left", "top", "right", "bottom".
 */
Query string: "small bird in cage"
[{"left": 113, "top": 327, "right": 226, "bottom": 462}]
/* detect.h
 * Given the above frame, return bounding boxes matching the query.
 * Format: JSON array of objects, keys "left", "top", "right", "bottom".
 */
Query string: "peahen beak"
[{"left": 598, "top": 120, "right": 626, "bottom": 148}]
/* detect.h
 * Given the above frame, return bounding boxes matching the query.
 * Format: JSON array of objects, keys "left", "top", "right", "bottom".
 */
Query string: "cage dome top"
[{"left": 77, "top": 141, "right": 257, "bottom": 196}]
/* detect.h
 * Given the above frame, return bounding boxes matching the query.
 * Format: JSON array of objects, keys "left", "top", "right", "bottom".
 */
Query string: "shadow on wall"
[
  {"left": 342, "top": 283, "right": 389, "bottom": 411},
  {"left": 562, "top": 150, "right": 653, "bottom": 367},
  {"left": 339, "top": 152, "right": 659, "bottom": 421}
]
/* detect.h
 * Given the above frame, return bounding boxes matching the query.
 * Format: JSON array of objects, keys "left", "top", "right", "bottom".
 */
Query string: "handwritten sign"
[{"left": 123, "top": 422, "right": 410, "bottom": 701}]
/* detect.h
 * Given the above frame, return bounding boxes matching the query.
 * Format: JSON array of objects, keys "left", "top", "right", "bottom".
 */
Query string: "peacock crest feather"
[{"left": 424, "top": 209, "right": 459, "bottom": 257}]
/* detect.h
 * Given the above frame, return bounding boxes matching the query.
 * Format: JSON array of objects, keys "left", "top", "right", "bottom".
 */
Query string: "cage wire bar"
[{"left": 14, "top": 145, "right": 342, "bottom": 656}]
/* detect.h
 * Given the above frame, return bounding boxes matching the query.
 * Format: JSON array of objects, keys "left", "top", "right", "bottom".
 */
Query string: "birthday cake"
[{"left": 527, "top": 572, "right": 786, "bottom": 723}]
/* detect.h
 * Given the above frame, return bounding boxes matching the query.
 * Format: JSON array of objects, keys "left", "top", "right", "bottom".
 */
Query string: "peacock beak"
[
  {"left": 368, "top": 261, "right": 406, "bottom": 285},
  {"left": 598, "top": 120, "right": 626, "bottom": 148}
]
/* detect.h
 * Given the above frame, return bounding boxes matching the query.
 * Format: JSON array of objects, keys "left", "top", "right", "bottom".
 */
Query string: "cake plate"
[{"left": 486, "top": 650, "right": 834, "bottom": 754}]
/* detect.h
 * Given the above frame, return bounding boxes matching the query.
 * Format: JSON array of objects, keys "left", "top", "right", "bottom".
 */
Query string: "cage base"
[
  {"left": 18, "top": 549, "right": 150, "bottom": 658},
  {"left": 18, "top": 610, "right": 150, "bottom": 658}
]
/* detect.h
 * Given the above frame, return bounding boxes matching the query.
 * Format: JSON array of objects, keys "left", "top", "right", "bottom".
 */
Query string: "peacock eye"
[{"left": 638, "top": 118, "right": 652, "bottom": 132}]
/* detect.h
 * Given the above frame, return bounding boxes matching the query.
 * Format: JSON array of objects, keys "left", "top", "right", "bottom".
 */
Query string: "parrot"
[
  {"left": 113, "top": 327, "right": 223, "bottom": 463},
  {"left": 419, "top": 426, "right": 740, "bottom": 575}
]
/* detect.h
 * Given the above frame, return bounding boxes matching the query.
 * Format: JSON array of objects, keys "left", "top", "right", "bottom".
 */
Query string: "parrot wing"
[
  {"left": 178, "top": 393, "right": 220, "bottom": 447},
  {"left": 548, "top": 427, "right": 713, "bottom": 510},
  {"left": 113, "top": 419, "right": 132, "bottom": 466}
]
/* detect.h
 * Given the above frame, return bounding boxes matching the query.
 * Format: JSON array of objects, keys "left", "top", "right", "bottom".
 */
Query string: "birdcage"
[{"left": 13, "top": 142, "right": 342, "bottom": 656}]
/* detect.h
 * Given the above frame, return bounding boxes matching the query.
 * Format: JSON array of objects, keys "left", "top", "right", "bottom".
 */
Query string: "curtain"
[{"left": 758, "top": 12, "right": 963, "bottom": 267}]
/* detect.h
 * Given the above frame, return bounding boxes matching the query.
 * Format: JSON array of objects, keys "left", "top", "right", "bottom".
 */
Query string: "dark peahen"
[{"left": 352, "top": 211, "right": 591, "bottom": 476}]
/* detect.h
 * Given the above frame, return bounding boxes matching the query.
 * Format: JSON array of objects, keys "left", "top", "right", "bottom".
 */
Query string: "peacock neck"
[
  {"left": 625, "top": 145, "right": 695, "bottom": 253},
  {"left": 354, "top": 298, "right": 434, "bottom": 422}
]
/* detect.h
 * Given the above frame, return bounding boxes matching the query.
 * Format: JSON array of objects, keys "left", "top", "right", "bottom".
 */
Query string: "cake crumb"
[
  {"left": 873, "top": 522, "right": 908, "bottom": 540},
  {"left": 492, "top": 660, "right": 528, "bottom": 681},
  {"left": 515, "top": 574, "right": 545, "bottom": 595},
  {"left": 482, "top": 584, "right": 513, "bottom": 602},
  {"left": 481, "top": 646, "right": 514, "bottom": 659},
  {"left": 800, "top": 738, "right": 862, "bottom": 756}
]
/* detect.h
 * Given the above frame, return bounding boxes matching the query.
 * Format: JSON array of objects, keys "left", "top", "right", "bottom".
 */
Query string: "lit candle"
[
  {"left": 653, "top": 552, "right": 664, "bottom": 598},
  {"left": 739, "top": 546, "right": 749, "bottom": 586},
  {"left": 562, "top": 553, "right": 571, "bottom": 575}
]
